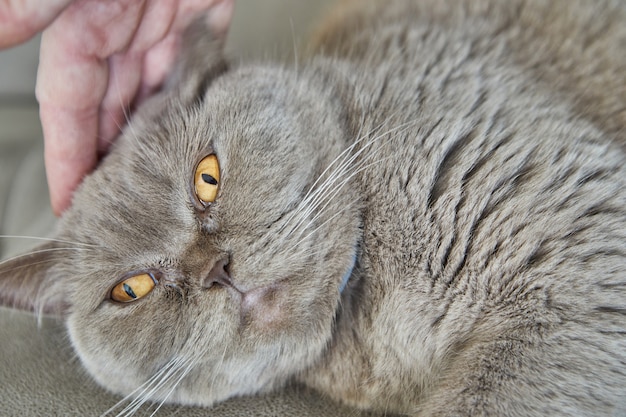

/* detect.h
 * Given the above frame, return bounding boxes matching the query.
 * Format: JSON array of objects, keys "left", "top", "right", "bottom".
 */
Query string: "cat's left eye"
[
  {"left": 111, "top": 273, "right": 157, "bottom": 303},
  {"left": 194, "top": 154, "right": 220, "bottom": 205}
]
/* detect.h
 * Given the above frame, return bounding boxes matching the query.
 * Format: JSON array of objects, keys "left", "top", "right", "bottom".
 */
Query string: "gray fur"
[{"left": 1, "top": 0, "right": 625, "bottom": 415}]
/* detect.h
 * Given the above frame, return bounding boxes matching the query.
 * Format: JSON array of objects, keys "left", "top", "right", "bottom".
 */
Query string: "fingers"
[
  {"left": 98, "top": 53, "right": 144, "bottom": 152},
  {"left": 36, "top": 0, "right": 146, "bottom": 214},
  {"left": 37, "top": 46, "right": 104, "bottom": 215},
  {"left": 175, "top": 0, "right": 234, "bottom": 35},
  {"left": 37, "top": 26, "right": 109, "bottom": 214},
  {"left": 0, "top": 0, "right": 74, "bottom": 48},
  {"left": 129, "top": 0, "right": 177, "bottom": 53},
  {"left": 139, "top": 32, "right": 181, "bottom": 103},
  {"left": 138, "top": 0, "right": 235, "bottom": 102},
  {"left": 40, "top": 102, "right": 100, "bottom": 216}
]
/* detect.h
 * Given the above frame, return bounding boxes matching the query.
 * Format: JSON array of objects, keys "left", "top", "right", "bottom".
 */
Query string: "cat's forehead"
[
  {"left": 60, "top": 69, "right": 325, "bottom": 253},
  {"left": 133, "top": 67, "right": 311, "bottom": 164}
]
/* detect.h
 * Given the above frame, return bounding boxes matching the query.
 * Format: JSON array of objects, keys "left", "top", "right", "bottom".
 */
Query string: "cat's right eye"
[
  {"left": 194, "top": 154, "right": 220, "bottom": 205},
  {"left": 111, "top": 273, "right": 157, "bottom": 303}
]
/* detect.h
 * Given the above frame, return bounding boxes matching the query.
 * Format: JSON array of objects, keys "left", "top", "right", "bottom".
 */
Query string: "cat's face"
[{"left": 50, "top": 66, "right": 361, "bottom": 405}]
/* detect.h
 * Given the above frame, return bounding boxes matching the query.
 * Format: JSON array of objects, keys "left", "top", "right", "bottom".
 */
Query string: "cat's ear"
[
  {"left": 0, "top": 242, "right": 66, "bottom": 316},
  {"left": 166, "top": 1, "right": 235, "bottom": 103}
]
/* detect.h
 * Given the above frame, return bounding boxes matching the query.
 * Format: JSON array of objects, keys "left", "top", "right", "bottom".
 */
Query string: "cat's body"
[
  {"left": 1, "top": 0, "right": 625, "bottom": 416},
  {"left": 300, "top": 1, "right": 626, "bottom": 414}
]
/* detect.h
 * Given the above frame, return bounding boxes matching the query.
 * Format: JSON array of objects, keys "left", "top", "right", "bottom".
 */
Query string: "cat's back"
[
  {"left": 310, "top": 0, "right": 626, "bottom": 291},
  {"left": 302, "top": 0, "right": 626, "bottom": 413},
  {"left": 312, "top": 0, "right": 626, "bottom": 143},
  {"left": 310, "top": 0, "right": 626, "bottom": 303}
]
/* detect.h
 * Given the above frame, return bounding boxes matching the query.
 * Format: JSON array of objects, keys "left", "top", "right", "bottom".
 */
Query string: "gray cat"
[{"left": 1, "top": 0, "right": 625, "bottom": 415}]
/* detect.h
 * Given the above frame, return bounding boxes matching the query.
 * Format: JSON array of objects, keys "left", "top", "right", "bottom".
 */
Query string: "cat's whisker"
[
  {"left": 289, "top": 17, "right": 299, "bottom": 74},
  {"left": 102, "top": 359, "right": 177, "bottom": 417},
  {"left": 284, "top": 135, "right": 380, "bottom": 238},
  {"left": 0, "top": 259, "right": 60, "bottom": 276},
  {"left": 286, "top": 130, "right": 401, "bottom": 241},
  {"left": 278, "top": 128, "right": 365, "bottom": 233},
  {"left": 278, "top": 111, "right": 386, "bottom": 233},
  {"left": 148, "top": 357, "right": 198, "bottom": 417},
  {"left": 285, "top": 119, "right": 416, "bottom": 239},
  {"left": 299, "top": 116, "right": 416, "bottom": 221},
  {"left": 0, "top": 235, "right": 98, "bottom": 248},
  {"left": 284, "top": 201, "right": 357, "bottom": 261},
  {"left": 104, "top": 356, "right": 190, "bottom": 417},
  {"left": 297, "top": 145, "right": 385, "bottom": 223},
  {"left": 207, "top": 341, "right": 230, "bottom": 398},
  {"left": 0, "top": 247, "right": 93, "bottom": 271},
  {"left": 125, "top": 357, "right": 194, "bottom": 416},
  {"left": 107, "top": 66, "right": 142, "bottom": 150},
  {"left": 299, "top": 152, "right": 396, "bottom": 234},
  {"left": 292, "top": 150, "right": 388, "bottom": 254},
  {"left": 290, "top": 199, "right": 361, "bottom": 257},
  {"left": 280, "top": 245, "right": 329, "bottom": 267}
]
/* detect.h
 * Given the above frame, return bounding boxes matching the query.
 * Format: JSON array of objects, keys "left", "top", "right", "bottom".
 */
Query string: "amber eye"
[
  {"left": 111, "top": 273, "right": 157, "bottom": 303},
  {"left": 194, "top": 154, "right": 220, "bottom": 204}
]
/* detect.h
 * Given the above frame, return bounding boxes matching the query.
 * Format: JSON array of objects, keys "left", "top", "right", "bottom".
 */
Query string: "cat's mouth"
[{"left": 200, "top": 257, "right": 288, "bottom": 326}]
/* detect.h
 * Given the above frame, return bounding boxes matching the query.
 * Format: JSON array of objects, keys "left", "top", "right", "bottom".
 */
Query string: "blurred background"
[{"left": 0, "top": 0, "right": 334, "bottom": 257}]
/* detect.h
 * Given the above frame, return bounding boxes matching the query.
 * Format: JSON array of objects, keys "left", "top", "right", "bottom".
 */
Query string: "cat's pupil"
[
  {"left": 201, "top": 173, "right": 218, "bottom": 185},
  {"left": 123, "top": 283, "right": 137, "bottom": 299}
]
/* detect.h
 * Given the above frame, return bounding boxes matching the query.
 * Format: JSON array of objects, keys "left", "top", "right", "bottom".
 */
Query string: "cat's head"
[{"left": 0, "top": 19, "right": 362, "bottom": 406}]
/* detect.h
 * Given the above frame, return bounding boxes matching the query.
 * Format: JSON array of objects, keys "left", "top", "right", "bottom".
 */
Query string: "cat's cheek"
[{"left": 65, "top": 317, "right": 142, "bottom": 396}]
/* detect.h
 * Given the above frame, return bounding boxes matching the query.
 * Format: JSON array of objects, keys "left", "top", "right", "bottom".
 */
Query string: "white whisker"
[
  {"left": 280, "top": 245, "right": 330, "bottom": 266},
  {"left": 0, "top": 259, "right": 60, "bottom": 275},
  {"left": 285, "top": 119, "right": 415, "bottom": 241},
  {"left": 111, "top": 68, "right": 140, "bottom": 148},
  {"left": 207, "top": 342, "right": 230, "bottom": 399},
  {"left": 148, "top": 358, "right": 197, "bottom": 417},
  {"left": 101, "top": 361, "right": 174, "bottom": 417},
  {"left": 0, "top": 235, "right": 97, "bottom": 248},
  {"left": 287, "top": 146, "right": 370, "bottom": 235},
  {"left": 101, "top": 356, "right": 189, "bottom": 417},
  {"left": 278, "top": 112, "right": 374, "bottom": 233},
  {"left": 282, "top": 134, "right": 370, "bottom": 236},
  {"left": 292, "top": 155, "right": 394, "bottom": 245},
  {"left": 119, "top": 357, "right": 192, "bottom": 417},
  {"left": 134, "top": 358, "right": 191, "bottom": 413},
  {"left": 292, "top": 117, "right": 410, "bottom": 227},
  {"left": 0, "top": 247, "right": 93, "bottom": 269},
  {"left": 279, "top": 119, "right": 420, "bottom": 264},
  {"left": 293, "top": 199, "right": 361, "bottom": 252}
]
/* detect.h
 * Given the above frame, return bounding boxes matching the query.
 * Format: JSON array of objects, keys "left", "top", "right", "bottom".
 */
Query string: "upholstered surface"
[{"left": 0, "top": 1, "right": 378, "bottom": 415}]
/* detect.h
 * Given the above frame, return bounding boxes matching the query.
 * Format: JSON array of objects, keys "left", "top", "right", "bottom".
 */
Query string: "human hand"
[{"left": 0, "top": 0, "right": 234, "bottom": 215}]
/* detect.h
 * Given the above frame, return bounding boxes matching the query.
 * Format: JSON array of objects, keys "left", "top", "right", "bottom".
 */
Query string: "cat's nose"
[{"left": 201, "top": 258, "right": 232, "bottom": 289}]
